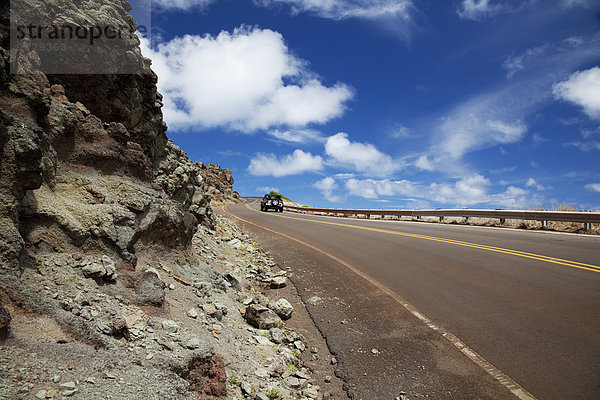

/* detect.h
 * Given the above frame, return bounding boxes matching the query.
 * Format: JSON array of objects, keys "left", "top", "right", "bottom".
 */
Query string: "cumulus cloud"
[
  {"left": 140, "top": 26, "right": 352, "bottom": 132},
  {"left": 553, "top": 66, "right": 600, "bottom": 120},
  {"left": 585, "top": 183, "right": 600, "bottom": 192},
  {"left": 525, "top": 177, "right": 551, "bottom": 191},
  {"left": 340, "top": 175, "right": 536, "bottom": 208},
  {"left": 415, "top": 155, "right": 435, "bottom": 171},
  {"left": 314, "top": 177, "right": 344, "bottom": 202},
  {"left": 457, "top": 0, "right": 505, "bottom": 21},
  {"left": 325, "top": 132, "right": 403, "bottom": 177},
  {"left": 248, "top": 149, "right": 324, "bottom": 177}
]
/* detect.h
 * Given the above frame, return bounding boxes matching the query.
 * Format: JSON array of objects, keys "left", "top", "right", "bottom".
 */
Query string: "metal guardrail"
[{"left": 284, "top": 205, "right": 600, "bottom": 229}]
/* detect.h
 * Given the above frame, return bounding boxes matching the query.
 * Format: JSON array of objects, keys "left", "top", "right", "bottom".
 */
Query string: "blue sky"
[{"left": 136, "top": 0, "right": 600, "bottom": 210}]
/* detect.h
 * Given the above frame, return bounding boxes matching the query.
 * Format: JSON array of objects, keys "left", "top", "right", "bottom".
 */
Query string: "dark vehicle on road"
[{"left": 261, "top": 194, "right": 284, "bottom": 212}]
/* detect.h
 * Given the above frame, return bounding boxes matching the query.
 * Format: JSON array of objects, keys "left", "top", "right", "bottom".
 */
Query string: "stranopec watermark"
[{"left": 10, "top": 0, "right": 152, "bottom": 74}]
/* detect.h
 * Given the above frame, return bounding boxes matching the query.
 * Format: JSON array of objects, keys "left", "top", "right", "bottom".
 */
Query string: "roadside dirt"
[{"left": 228, "top": 209, "right": 517, "bottom": 400}]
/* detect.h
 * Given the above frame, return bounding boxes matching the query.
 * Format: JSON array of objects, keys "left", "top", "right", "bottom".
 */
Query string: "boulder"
[
  {"left": 134, "top": 270, "right": 166, "bottom": 306},
  {"left": 244, "top": 304, "right": 283, "bottom": 329}
]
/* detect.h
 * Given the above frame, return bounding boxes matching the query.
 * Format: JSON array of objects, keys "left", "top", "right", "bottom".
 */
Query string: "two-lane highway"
[{"left": 223, "top": 201, "right": 600, "bottom": 399}]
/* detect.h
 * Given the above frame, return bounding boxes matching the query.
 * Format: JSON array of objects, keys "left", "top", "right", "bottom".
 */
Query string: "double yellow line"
[{"left": 245, "top": 203, "right": 600, "bottom": 274}]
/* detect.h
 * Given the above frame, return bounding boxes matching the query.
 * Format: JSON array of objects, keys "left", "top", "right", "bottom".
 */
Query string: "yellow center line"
[{"left": 244, "top": 203, "right": 600, "bottom": 274}]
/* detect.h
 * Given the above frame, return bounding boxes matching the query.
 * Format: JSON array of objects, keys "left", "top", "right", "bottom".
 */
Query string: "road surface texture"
[{"left": 221, "top": 200, "right": 600, "bottom": 400}]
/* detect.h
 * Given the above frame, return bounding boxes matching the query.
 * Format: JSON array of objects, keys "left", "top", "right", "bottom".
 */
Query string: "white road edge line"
[{"left": 224, "top": 204, "right": 538, "bottom": 400}]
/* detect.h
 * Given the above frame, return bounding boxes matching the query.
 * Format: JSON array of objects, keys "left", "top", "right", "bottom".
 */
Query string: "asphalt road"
[{"left": 222, "top": 201, "right": 600, "bottom": 400}]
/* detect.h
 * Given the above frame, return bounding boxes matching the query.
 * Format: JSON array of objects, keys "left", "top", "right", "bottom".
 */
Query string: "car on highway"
[{"left": 261, "top": 194, "right": 284, "bottom": 212}]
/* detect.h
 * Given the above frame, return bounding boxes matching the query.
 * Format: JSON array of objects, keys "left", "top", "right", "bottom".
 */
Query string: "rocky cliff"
[
  {"left": 0, "top": 0, "right": 214, "bottom": 276},
  {"left": 0, "top": 1, "right": 343, "bottom": 399}
]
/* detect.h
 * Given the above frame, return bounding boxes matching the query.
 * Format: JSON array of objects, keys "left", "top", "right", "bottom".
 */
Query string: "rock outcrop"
[
  {"left": 0, "top": 0, "right": 213, "bottom": 278},
  {"left": 197, "top": 163, "right": 242, "bottom": 205}
]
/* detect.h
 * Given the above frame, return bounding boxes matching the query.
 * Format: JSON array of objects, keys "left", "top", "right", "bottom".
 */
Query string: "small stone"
[
  {"left": 255, "top": 393, "right": 270, "bottom": 400},
  {"left": 307, "top": 296, "right": 322, "bottom": 306},
  {"left": 254, "top": 335, "right": 271, "bottom": 345},
  {"left": 295, "top": 370, "right": 310, "bottom": 380},
  {"left": 63, "top": 388, "right": 78, "bottom": 396},
  {"left": 52, "top": 375, "right": 61, "bottom": 383},
  {"left": 270, "top": 276, "right": 287, "bottom": 288},
  {"left": 303, "top": 386, "right": 319, "bottom": 398},
  {"left": 169, "top": 284, "right": 175, "bottom": 290},
  {"left": 294, "top": 340, "right": 306, "bottom": 352},
  {"left": 286, "top": 377, "right": 301, "bottom": 388},
  {"left": 81, "top": 263, "right": 105, "bottom": 278},
  {"left": 241, "top": 382, "right": 252, "bottom": 396},
  {"left": 96, "top": 320, "right": 112, "bottom": 335},
  {"left": 310, "top": 347, "right": 318, "bottom": 354},
  {"left": 254, "top": 367, "right": 269, "bottom": 378},
  {"left": 187, "top": 308, "right": 198, "bottom": 319},
  {"left": 269, "top": 327, "right": 285, "bottom": 344},
  {"left": 331, "top": 356, "right": 337, "bottom": 365},
  {"left": 371, "top": 348, "right": 380, "bottom": 355},
  {"left": 162, "top": 320, "right": 180, "bottom": 333},
  {"left": 270, "top": 298, "right": 294, "bottom": 320},
  {"left": 59, "top": 381, "right": 76, "bottom": 391},
  {"left": 86, "top": 377, "right": 96, "bottom": 384},
  {"left": 74, "top": 292, "right": 90, "bottom": 306},
  {"left": 135, "top": 270, "right": 166, "bottom": 306},
  {"left": 186, "top": 337, "right": 203, "bottom": 349},
  {"left": 145, "top": 353, "right": 154, "bottom": 360},
  {"left": 324, "top": 375, "right": 331, "bottom": 383},
  {"left": 35, "top": 389, "right": 46, "bottom": 399}
]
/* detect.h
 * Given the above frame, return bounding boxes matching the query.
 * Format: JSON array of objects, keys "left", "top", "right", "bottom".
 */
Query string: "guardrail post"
[
  {"left": 542, "top": 220, "right": 548, "bottom": 228},
  {"left": 585, "top": 222, "right": 591, "bottom": 230}
]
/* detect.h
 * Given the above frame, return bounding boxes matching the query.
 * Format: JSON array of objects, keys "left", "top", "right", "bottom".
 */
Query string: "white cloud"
[
  {"left": 434, "top": 114, "right": 527, "bottom": 163},
  {"left": 457, "top": 0, "right": 505, "bottom": 21},
  {"left": 345, "top": 178, "right": 418, "bottom": 199},
  {"left": 248, "top": 149, "right": 324, "bottom": 177},
  {"left": 140, "top": 26, "right": 352, "bottom": 132},
  {"left": 567, "top": 141, "right": 600, "bottom": 151},
  {"left": 254, "top": 0, "right": 416, "bottom": 40},
  {"left": 314, "top": 177, "right": 344, "bottom": 202},
  {"left": 428, "top": 174, "right": 491, "bottom": 206},
  {"left": 341, "top": 175, "right": 538, "bottom": 208},
  {"left": 562, "top": 0, "right": 591, "bottom": 8},
  {"left": 325, "top": 132, "right": 403, "bottom": 177},
  {"left": 256, "top": 186, "right": 280, "bottom": 194},
  {"left": 267, "top": 129, "right": 325, "bottom": 144},
  {"left": 152, "top": 0, "right": 215, "bottom": 11},
  {"left": 553, "top": 66, "right": 600, "bottom": 120},
  {"left": 418, "top": 35, "right": 600, "bottom": 173},
  {"left": 585, "top": 183, "right": 600, "bottom": 192},
  {"left": 525, "top": 177, "right": 551, "bottom": 191},
  {"left": 254, "top": 0, "right": 413, "bottom": 20},
  {"left": 415, "top": 155, "right": 434, "bottom": 171}
]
